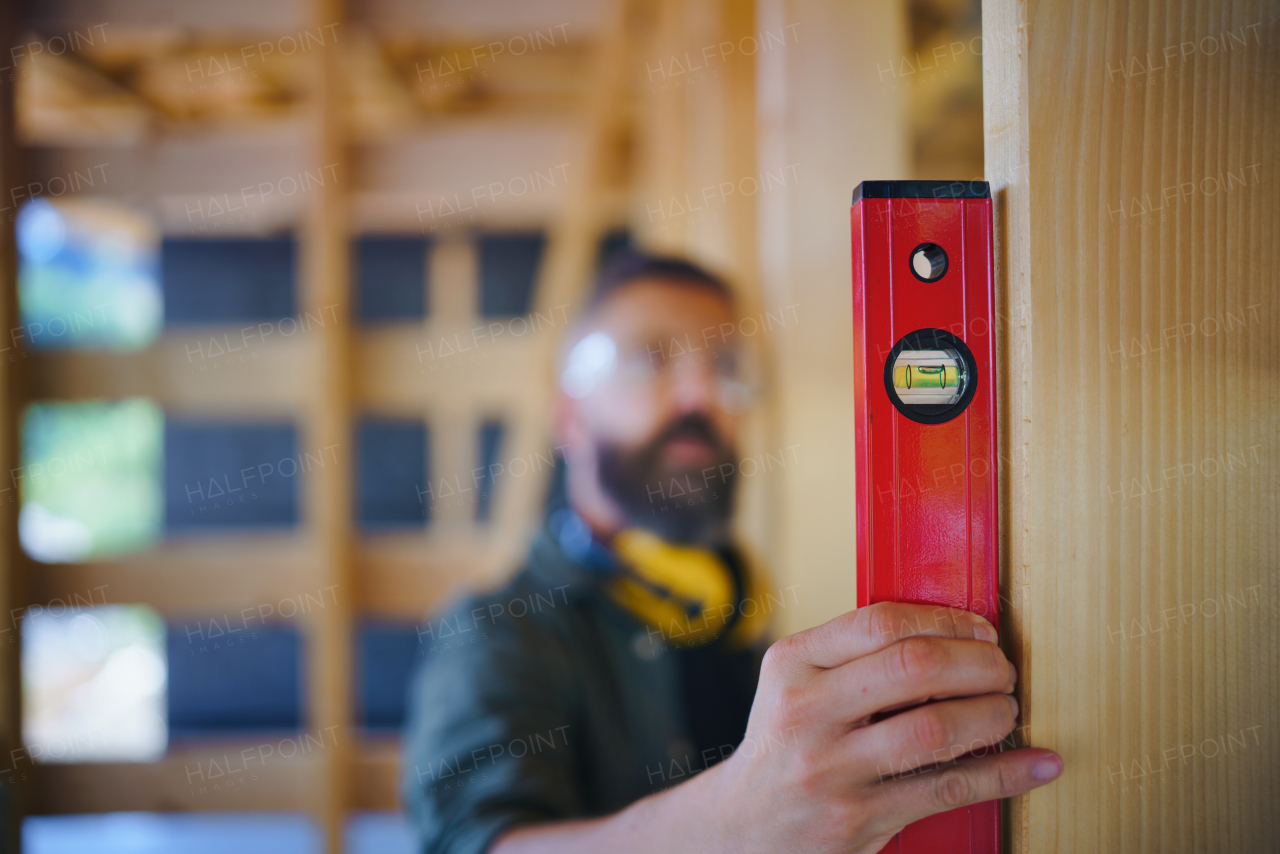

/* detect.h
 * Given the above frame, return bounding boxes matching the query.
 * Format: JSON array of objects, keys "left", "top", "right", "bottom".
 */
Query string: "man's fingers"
[
  {"left": 870, "top": 748, "right": 1063, "bottom": 834},
  {"left": 776, "top": 602, "right": 998, "bottom": 671},
  {"left": 844, "top": 693, "right": 1018, "bottom": 780},
  {"left": 821, "top": 636, "right": 1015, "bottom": 725}
]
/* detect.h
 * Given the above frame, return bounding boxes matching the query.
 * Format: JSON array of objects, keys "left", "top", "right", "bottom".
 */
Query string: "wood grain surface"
[{"left": 984, "top": 1, "right": 1278, "bottom": 851}]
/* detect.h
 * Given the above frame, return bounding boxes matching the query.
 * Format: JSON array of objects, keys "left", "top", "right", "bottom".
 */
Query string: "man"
[{"left": 402, "top": 252, "right": 1062, "bottom": 854}]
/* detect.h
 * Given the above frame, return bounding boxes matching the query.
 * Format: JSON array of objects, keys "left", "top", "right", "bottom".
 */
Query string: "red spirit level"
[{"left": 850, "top": 180, "right": 1000, "bottom": 854}]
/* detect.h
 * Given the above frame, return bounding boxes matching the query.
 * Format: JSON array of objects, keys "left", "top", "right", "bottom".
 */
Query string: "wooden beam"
[
  {"left": 482, "top": 0, "right": 636, "bottom": 562},
  {"left": 350, "top": 737, "right": 401, "bottom": 811},
  {"left": 28, "top": 738, "right": 402, "bottom": 814},
  {"left": 28, "top": 744, "right": 329, "bottom": 813},
  {"left": 357, "top": 534, "right": 528, "bottom": 618},
  {"left": 31, "top": 324, "right": 566, "bottom": 414},
  {"left": 752, "top": 0, "right": 909, "bottom": 636},
  {"left": 23, "top": 534, "right": 521, "bottom": 621},
  {"left": 717, "top": 0, "right": 782, "bottom": 569},
  {"left": 634, "top": 0, "right": 688, "bottom": 255},
  {"left": 23, "top": 515, "right": 539, "bottom": 620},
  {"left": 984, "top": 1, "right": 1279, "bottom": 851},
  {"left": 17, "top": 49, "right": 153, "bottom": 147},
  {"left": 300, "top": 1, "right": 353, "bottom": 851},
  {"left": 533, "top": 0, "right": 633, "bottom": 315},
  {"left": 24, "top": 536, "right": 319, "bottom": 617},
  {"left": 980, "top": 0, "right": 1033, "bottom": 849},
  {"left": 29, "top": 333, "right": 316, "bottom": 416}
]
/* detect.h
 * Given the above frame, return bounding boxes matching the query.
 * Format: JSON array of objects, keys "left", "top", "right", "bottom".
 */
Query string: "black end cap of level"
[{"left": 852, "top": 180, "right": 991, "bottom": 205}]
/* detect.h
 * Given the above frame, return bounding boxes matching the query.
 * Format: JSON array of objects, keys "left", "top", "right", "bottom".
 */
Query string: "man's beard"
[{"left": 596, "top": 412, "right": 738, "bottom": 545}]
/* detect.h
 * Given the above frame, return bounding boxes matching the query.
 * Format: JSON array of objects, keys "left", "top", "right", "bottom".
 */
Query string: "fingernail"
[
  {"left": 1031, "top": 755, "right": 1063, "bottom": 781},
  {"left": 1008, "top": 661, "right": 1018, "bottom": 687},
  {"left": 1005, "top": 694, "right": 1019, "bottom": 718},
  {"left": 974, "top": 621, "right": 998, "bottom": 643}
]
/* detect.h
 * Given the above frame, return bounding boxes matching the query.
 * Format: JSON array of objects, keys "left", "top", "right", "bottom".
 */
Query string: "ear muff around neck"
[{"left": 607, "top": 528, "right": 768, "bottom": 648}]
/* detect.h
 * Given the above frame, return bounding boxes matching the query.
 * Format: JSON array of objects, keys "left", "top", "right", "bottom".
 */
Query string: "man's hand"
[
  {"left": 710, "top": 602, "right": 1061, "bottom": 853},
  {"left": 493, "top": 602, "right": 1061, "bottom": 854}
]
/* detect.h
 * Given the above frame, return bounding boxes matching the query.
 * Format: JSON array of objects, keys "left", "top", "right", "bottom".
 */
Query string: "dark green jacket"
[{"left": 400, "top": 526, "right": 767, "bottom": 854}]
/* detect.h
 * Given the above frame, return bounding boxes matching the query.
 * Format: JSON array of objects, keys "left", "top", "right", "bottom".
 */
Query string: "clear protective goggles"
[{"left": 560, "top": 330, "right": 757, "bottom": 414}]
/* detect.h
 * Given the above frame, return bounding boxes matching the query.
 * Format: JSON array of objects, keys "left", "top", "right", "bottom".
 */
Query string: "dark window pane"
[
  {"left": 355, "top": 622, "right": 422, "bottom": 731},
  {"left": 355, "top": 419, "right": 428, "bottom": 530},
  {"left": 596, "top": 227, "right": 632, "bottom": 271},
  {"left": 167, "top": 622, "right": 302, "bottom": 736},
  {"left": 162, "top": 237, "right": 295, "bottom": 324},
  {"left": 478, "top": 232, "right": 545, "bottom": 317},
  {"left": 164, "top": 422, "right": 300, "bottom": 531},
  {"left": 476, "top": 420, "right": 505, "bottom": 523},
  {"left": 354, "top": 236, "right": 429, "bottom": 323}
]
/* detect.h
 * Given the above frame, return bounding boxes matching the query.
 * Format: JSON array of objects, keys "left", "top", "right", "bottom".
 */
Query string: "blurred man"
[{"left": 402, "top": 252, "right": 1062, "bottom": 854}]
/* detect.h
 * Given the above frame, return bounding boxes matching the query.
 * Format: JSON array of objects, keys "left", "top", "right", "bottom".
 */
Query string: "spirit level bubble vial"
[{"left": 850, "top": 180, "right": 1000, "bottom": 854}]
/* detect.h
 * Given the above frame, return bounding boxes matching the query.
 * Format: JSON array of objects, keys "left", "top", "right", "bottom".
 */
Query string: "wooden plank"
[
  {"left": 23, "top": 129, "right": 594, "bottom": 235},
  {"left": 22, "top": 535, "right": 519, "bottom": 621},
  {"left": 752, "top": 0, "right": 909, "bottom": 636},
  {"left": 24, "top": 529, "right": 544, "bottom": 623},
  {"left": 300, "top": 1, "right": 353, "bottom": 850},
  {"left": 29, "top": 333, "right": 317, "bottom": 416},
  {"left": 28, "top": 738, "right": 402, "bottom": 814},
  {"left": 357, "top": 534, "right": 529, "bottom": 618},
  {"left": 716, "top": 0, "right": 782, "bottom": 568},
  {"left": 483, "top": 0, "right": 636, "bottom": 570},
  {"left": 984, "top": 1, "right": 1279, "bottom": 851},
  {"left": 28, "top": 743, "right": 329, "bottom": 813},
  {"left": 628, "top": 0, "right": 784, "bottom": 576},
  {"left": 532, "top": 0, "right": 633, "bottom": 315},
  {"left": 350, "top": 737, "right": 402, "bottom": 811},
  {"left": 980, "top": 0, "right": 1034, "bottom": 850},
  {"left": 24, "top": 536, "right": 319, "bottom": 617},
  {"left": 31, "top": 325, "right": 565, "bottom": 414},
  {"left": 635, "top": 0, "right": 689, "bottom": 255}
]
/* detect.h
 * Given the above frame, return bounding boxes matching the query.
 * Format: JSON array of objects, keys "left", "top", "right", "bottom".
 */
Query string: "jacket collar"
[{"left": 521, "top": 510, "right": 615, "bottom": 605}]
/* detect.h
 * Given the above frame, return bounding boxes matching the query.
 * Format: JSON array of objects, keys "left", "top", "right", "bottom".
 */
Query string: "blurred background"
[{"left": 0, "top": 0, "right": 983, "bottom": 851}]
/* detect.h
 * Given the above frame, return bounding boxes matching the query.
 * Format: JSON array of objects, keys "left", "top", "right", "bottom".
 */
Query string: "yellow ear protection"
[{"left": 606, "top": 528, "right": 770, "bottom": 649}]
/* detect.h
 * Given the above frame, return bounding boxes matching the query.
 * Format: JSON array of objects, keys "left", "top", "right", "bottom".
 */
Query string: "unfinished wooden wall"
[
  {"left": 984, "top": 0, "right": 1279, "bottom": 850},
  {"left": 6, "top": 0, "right": 779, "bottom": 849},
  {"left": 630, "top": 0, "right": 786, "bottom": 576},
  {"left": 754, "top": 0, "right": 909, "bottom": 633},
  {"left": 9, "top": 2, "right": 628, "bottom": 851}
]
